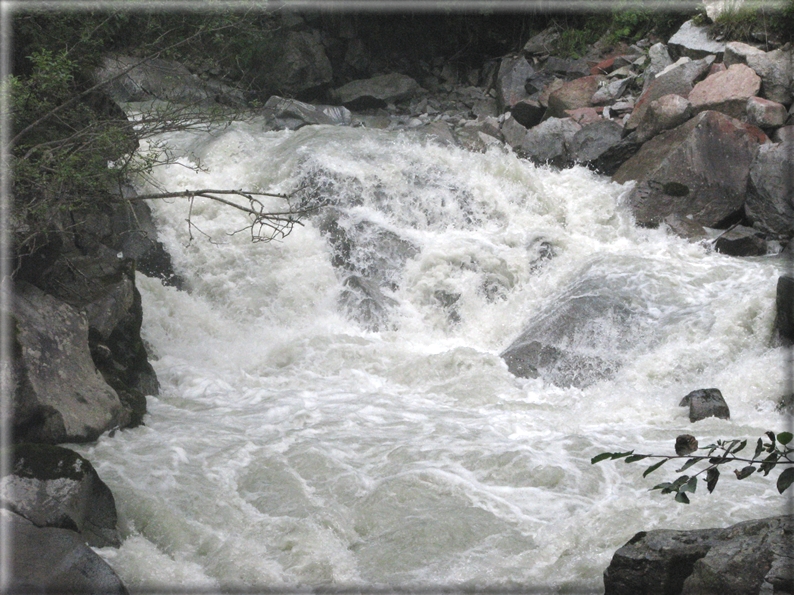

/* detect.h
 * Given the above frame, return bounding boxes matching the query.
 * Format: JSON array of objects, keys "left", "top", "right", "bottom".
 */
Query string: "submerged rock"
[
  {"left": 679, "top": 388, "right": 730, "bottom": 422},
  {"left": 774, "top": 275, "right": 794, "bottom": 345},
  {"left": 604, "top": 515, "right": 794, "bottom": 595}
]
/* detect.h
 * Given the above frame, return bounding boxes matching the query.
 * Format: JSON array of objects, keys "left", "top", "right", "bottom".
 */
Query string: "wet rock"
[
  {"left": 713, "top": 225, "right": 768, "bottom": 256},
  {"left": 679, "top": 388, "right": 730, "bottom": 422},
  {"left": 725, "top": 42, "right": 793, "bottom": 105},
  {"left": 635, "top": 93, "right": 692, "bottom": 143},
  {"left": 5, "top": 509, "right": 128, "bottom": 595},
  {"left": 509, "top": 98, "right": 545, "bottom": 128},
  {"left": 546, "top": 75, "right": 606, "bottom": 119},
  {"left": 501, "top": 273, "right": 655, "bottom": 388},
  {"left": 663, "top": 214, "right": 709, "bottom": 240},
  {"left": 339, "top": 274, "right": 398, "bottom": 332},
  {"left": 689, "top": 63, "right": 761, "bottom": 119},
  {"left": 7, "top": 281, "right": 124, "bottom": 444},
  {"left": 263, "top": 95, "right": 352, "bottom": 130},
  {"left": 333, "top": 73, "right": 423, "bottom": 109},
  {"left": 96, "top": 54, "right": 244, "bottom": 106},
  {"left": 513, "top": 117, "right": 581, "bottom": 167},
  {"left": 625, "top": 56, "right": 714, "bottom": 132},
  {"left": 604, "top": 515, "right": 794, "bottom": 595},
  {"left": 568, "top": 119, "right": 624, "bottom": 165},
  {"left": 667, "top": 19, "right": 726, "bottom": 60},
  {"left": 745, "top": 140, "right": 794, "bottom": 236},
  {"left": 746, "top": 96, "right": 788, "bottom": 129},
  {"left": 590, "top": 131, "right": 644, "bottom": 176},
  {"left": 774, "top": 275, "right": 794, "bottom": 345},
  {"left": 614, "top": 111, "right": 765, "bottom": 228},
  {"left": 1, "top": 443, "right": 121, "bottom": 548},
  {"left": 495, "top": 54, "right": 535, "bottom": 112}
]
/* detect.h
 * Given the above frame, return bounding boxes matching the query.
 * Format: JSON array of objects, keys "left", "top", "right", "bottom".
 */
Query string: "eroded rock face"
[
  {"left": 495, "top": 54, "right": 535, "bottom": 112},
  {"left": 265, "top": 30, "right": 334, "bottom": 98},
  {"left": 8, "top": 281, "right": 124, "bottom": 444},
  {"left": 614, "top": 110, "right": 766, "bottom": 228},
  {"left": 1, "top": 443, "right": 121, "bottom": 548},
  {"left": 745, "top": 140, "right": 794, "bottom": 236},
  {"left": 604, "top": 515, "right": 794, "bottom": 595},
  {"left": 667, "top": 19, "right": 726, "bottom": 60},
  {"left": 4, "top": 509, "right": 128, "bottom": 595}
]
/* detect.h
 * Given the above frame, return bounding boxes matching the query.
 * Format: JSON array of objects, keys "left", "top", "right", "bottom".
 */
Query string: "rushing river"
[{"left": 75, "top": 119, "right": 790, "bottom": 593}]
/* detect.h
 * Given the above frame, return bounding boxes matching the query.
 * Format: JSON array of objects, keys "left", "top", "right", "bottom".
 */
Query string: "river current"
[{"left": 76, "top": 119, "right": 789, "bottom": 592}]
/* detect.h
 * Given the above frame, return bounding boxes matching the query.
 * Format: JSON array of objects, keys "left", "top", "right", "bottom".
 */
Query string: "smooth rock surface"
[
  {"left": 688, "top": 63, "right": 761, "bottom": 119},
  {"left": 635, "top": 93, "right": 692, "bottom": 142},
  {"left": 746, "top": 96, "right": 788, "bottom": 128},
  {"left": 333, "top": 73, "right": 423, "bottom": 109},
  {"left": 667, "top": 19, "right": 726, "bottom": 60}
]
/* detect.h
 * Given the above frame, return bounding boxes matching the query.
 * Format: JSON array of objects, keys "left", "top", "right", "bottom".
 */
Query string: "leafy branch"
[{"left": 592, "top": 431, "right": 794, "bottom": 504}]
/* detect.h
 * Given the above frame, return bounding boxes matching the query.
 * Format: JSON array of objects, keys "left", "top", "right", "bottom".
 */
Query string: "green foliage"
[
  {"left": 592, "top": 431, "right": 794, "bottom": 504},
  {"left": 710, "top": 0, "right": 794, "bottom": 44}
]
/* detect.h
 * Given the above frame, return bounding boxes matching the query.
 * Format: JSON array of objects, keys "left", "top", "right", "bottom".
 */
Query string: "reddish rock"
[
  {"left": 625, "top": 56, "right": 713, "bottom": 131},
  {"left": 538, "top": 78, "right": 564, "bottom": 108},
  {"left": 591, "top": 57, "right": 616, "bottom": 75},
  {"left": 635, "top": 93, "right": 692, "bottom": 142},
  {"left": 708, "top": 62, "right": 727, "bottom": 76},
  {"left": 613, "top": 110, "right": 766, "bottom": 228},
  {"left": 546, "top": 75, "right": 606, "bottom": 118},
  {"left": 725, "top": 41, "right": 794, "bottom": 105},
  {"left": 564, "top": 107, "right": 602, "bottom": 125},
  {"left": 746, "top": 96, "right": 788, "bottom": 129},
  {"left": 689, "top": 63, "right": 761, "bottom": 119}
]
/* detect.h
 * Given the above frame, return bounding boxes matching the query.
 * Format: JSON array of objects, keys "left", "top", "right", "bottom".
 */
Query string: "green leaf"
[
  {"left": 734, "top": 466, "right": 756, "bottom": 480},
  {"left": 777, "top": 468, "right": 794, "bottom": 493},
  {"left": 706, "top": 467, "right": 719, "bottom": 493},
  {"left": 591, "top": 452, "right": 614, "bottom": 464},
  {"left": 674, "top": 491, "right": 690, "bottom": 504},
  {"left": 761, "top": 452, "right": 780, "bottom": 476},
  {"left": 754, "top": 438, "right": 764, "bottom": 459},
  {"left": 625, "top": 454, "right": 649, "bottom": 463},
  {"left": 675, "top": 458, "right": 699, "bottom": 473},
  {"left": 730, "top": 439, "right": 747, "bottom": 455},
  {"left": 680, "top": 476, "right": 697, "bottom": 493},
  {"left": 643, "top": 459, "right": 667, "bottom": 478},
  {"left": 651, "top": 482, "right": 672, "bottom": 493},
  {"left": 670, "top": 475, "right": 690, "bottom": 491},
  {"left": 610, "top": 451, "right": 634, "bottom": 460},
  {"left": 777, "top": 432, "right": 793, "bottom": 446}
]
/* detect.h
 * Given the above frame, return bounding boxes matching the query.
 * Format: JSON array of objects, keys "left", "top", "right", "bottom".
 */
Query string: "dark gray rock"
[
  {"left": 604, "top": 515, "right": 794, "bottom": 595},
  {"left": 642, "top": 42, "right": 673, "bottom": 93},
  {"left": 1, "top": 443, "right": 121, "bottom": 548},
  {"left": 568, "top": 119, "right": 624, "bottom": 165},
  {"left": 96, "top": 54, "right": 244, "bottom": 106},
  {"left": 667, "top": 20, "right": 726, "bottom": 60},
  {"left": 522, "top": 27, "right": 560, "bottom": 56},
  {"left": 679, "top": 388, "right": 730, "bottom": 422},
  {"left": 509, "top": 98, "right": 545, "bottom": 128},
  {"left": 333, "top": 73, "right": 423, "bottom": 109},
  {"left": 662, "top": 214, "right": 709, "bottom": 240},
  {"left": 590, "top": 131, "right": 644, "bottom": 176},
  {"left": 613, "top": 111, "right": 765, "bottom": 228},
  {"left": 495, "top": 54, "right": 535, "bottom": 112},
  {"left": 501, "top": 273, "right": 656, "bottom": 388},
  {"left": 745, "top": 140, "right": 794, "bottom": 237},
  {"left": 264, "top": 29, "right": 333, "bottom": 98},
  {"left": 775, "top": 275, "right": 794, "bottom": 345},
  {"left": 713, "top": 225, "right": 768, "bottom": 256},
  {"left": 262, "top": 95, "right": 352, "bottom": 130},
  {"left": 7, "top": 281, "right": 124, "bottom": 444},
  {"left": 512, "top": 117, "right": 581, "bottom": 167},
  {"left": 4, "top": 509, "right": 128, "bottom": 595}
]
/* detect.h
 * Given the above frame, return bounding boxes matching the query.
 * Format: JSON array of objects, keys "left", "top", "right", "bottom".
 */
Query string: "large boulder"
[
  {"left": 7, "top": 281, "right": 124, "bottom": 444},
  {"left": 746, "top": 96, "right": 788, "bottom": 129},
  {"left": 96, "top": 54, "right": 244, "bottom": 106},
  {"left": 509, "top": 117, "right": 582, "bottom": 167},
  {"left": 546, "top": 75, "right": 606, "bottom": 119},
  {"left": 604, "top": 515, "right": 794, "bottom": 595},
  {"left": 713, "top": 225, "right": 768, "bottom": 256},
  {"left": 1, "top": 443, "right": 121, "bottom": 547},
  {"left": 724, "top": 41, "right": 793, "bottom": 105},
  {"left": 495, "top": 54, "right": 536, "bottom": 112},
  {"left": 688, "top": 63, "right": 762, "bottom": 119},
  {"left": 625, "top": 56, "right": 714, "bottom": 132},
  {"left": 774, "top": 275, "right": 794, "bottom": 345},
  {"left": 262, "top": 95, "right": 352, "bottom": 130},
  {"left": 567, "top": 119, "right": 624, "bottom": 165},
  {"left": 635, "top": 93, "right": 693, "bottom": 143},
  {"left": 667, "top": 19, "right": 726, "bottom": 60},
  {"left": 745, "top": 139, "right": 794, "bottom": 236},
  {"left": 332, "top": 73, "right": 423, "bottom": 109},
  {"left": 264, "top": 30, "right": 333, "bottom": 98},
  {"left": 500, "top": 272, "right": 656, "bottom": 388},
  {"left": 642, "top": 42, "right": 673, "bottom": 93},
  {"left": 5, "top": 509, "right": 128, "bottom": 595},
  {"left": 613, "top": 110, "right": 766, "bottom": 228}
]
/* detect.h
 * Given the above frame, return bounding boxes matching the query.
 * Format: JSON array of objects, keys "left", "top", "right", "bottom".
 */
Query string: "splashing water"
[{"left": 76, "top": 121, "right": 789, "bottom": 592}]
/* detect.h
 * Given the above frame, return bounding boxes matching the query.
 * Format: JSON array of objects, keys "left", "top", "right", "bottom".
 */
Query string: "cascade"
[{"left": 76, "top": 121, "right": 787, "bottom": 591}]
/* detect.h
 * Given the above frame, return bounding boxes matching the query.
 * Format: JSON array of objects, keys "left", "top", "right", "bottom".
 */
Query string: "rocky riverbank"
[{"left": 5, "top": 6, "right": 794, "bottom": 593}]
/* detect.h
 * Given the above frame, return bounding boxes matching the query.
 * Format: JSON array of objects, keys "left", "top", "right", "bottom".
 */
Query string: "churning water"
[{"left": 76, "top": 119, "right": 790, "bottom": 593}]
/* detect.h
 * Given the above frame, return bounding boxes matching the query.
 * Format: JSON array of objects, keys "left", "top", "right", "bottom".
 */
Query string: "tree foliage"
[{"left": 592, "top": 431, "right": 794, "bottom": 504}]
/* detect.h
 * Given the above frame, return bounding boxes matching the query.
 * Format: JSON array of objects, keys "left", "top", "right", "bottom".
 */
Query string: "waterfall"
[{"left": 76, "top": 120, "right": 788, "bottom": 592}]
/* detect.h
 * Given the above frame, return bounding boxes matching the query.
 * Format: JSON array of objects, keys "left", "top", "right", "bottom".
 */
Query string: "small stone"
[{"left": 675, "top": 434, "right": 699, "bottom": 456}]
